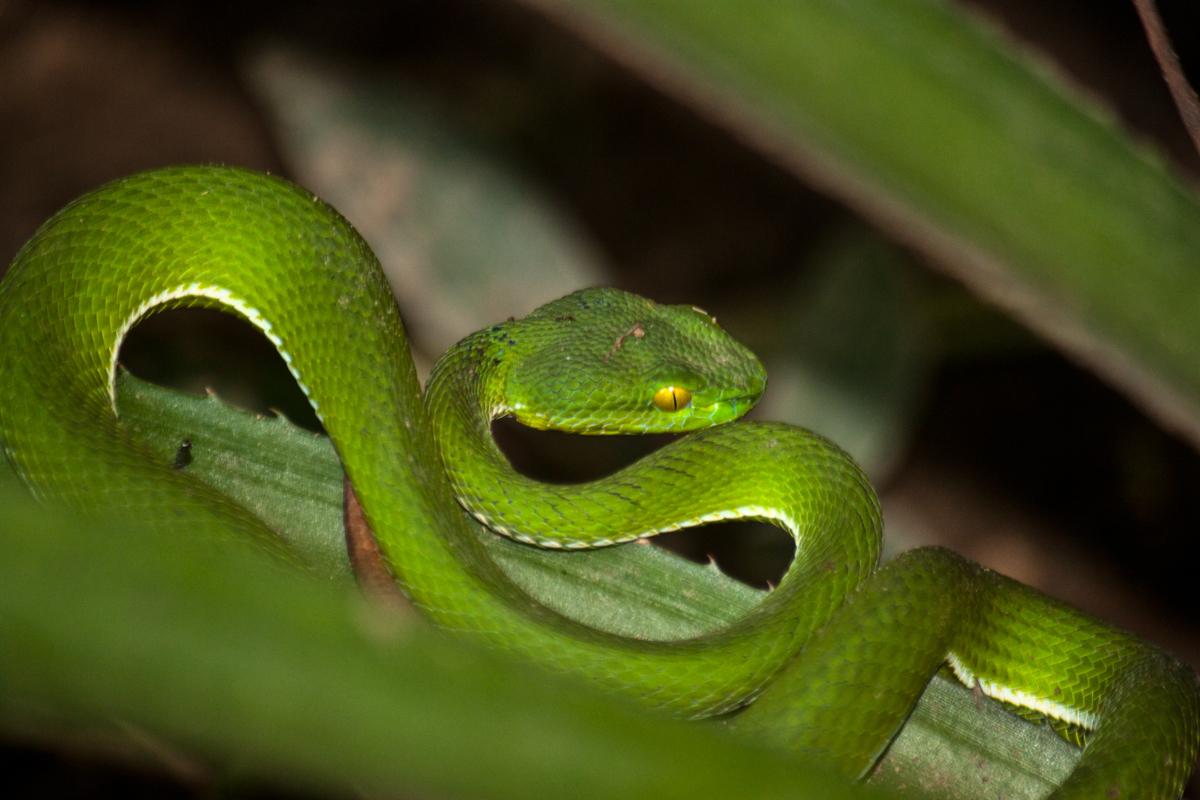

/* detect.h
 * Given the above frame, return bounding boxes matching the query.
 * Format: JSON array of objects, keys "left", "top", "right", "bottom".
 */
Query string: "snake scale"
[{"left": 0, "top": 166, "right": 1196, "bottom": 798}]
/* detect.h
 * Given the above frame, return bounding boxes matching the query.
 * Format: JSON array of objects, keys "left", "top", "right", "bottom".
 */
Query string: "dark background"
[{"left": 2, "top": 0, "right": 1200, "bottom": 795}]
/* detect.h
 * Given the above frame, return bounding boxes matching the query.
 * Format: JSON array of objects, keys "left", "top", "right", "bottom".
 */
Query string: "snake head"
[{"left": 503, "top": 288, "right": 766, "bottom": 434}]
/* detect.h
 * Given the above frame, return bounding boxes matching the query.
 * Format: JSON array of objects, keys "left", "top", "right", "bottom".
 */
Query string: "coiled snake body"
[{"left": 0, "top": 166, "right": 1195, "bottom": 798}]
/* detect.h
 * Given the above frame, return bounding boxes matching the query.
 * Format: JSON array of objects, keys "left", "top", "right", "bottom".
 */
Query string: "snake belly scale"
[{"left": 0, "top": 166, "right": 1195, "bottom": 798}]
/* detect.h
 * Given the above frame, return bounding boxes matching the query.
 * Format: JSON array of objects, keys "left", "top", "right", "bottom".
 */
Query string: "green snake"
[{"left": 0, "top": 166, "right": 1196, "bottom": 798}]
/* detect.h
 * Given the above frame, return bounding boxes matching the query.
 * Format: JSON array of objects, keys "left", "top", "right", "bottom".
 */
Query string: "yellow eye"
[{"left": 653, "top": 386, "right": 691, "bottom": 412}]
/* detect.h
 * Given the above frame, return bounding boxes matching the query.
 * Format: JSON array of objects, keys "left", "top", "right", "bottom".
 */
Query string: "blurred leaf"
[
  {"left": 112, "top": 370, "right": 1079, "bottom": 797},
  {"left": 0, "top": 479, "right": 870, "bottom": 800},
  {"left": 243, "top": 46, "right": 609, "bottom": 370},
  {"left": 534, "top": 0, "right": 1200, "bottom": 451}
]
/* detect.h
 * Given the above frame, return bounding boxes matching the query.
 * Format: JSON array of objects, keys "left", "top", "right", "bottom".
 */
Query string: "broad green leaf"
[
  {"left": 113, "top": 370, "right": 1080, "bottom": 797},
  {"left": 871, "top": 675, "right": 1076, "bottom": 798},
  {"left": 536, "top": 0, "right": 1200, "bottom": 451},
  {"left": 116, "top": 370, "right": 765, "bottom": 639}
]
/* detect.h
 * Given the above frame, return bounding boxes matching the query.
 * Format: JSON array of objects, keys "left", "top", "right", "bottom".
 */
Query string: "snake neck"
[
  {"left": 424, "top": 322, "right": 585, "bottom": 546},
  {"left": 428, "top": 319, "right": 719, "bottom": 549}
]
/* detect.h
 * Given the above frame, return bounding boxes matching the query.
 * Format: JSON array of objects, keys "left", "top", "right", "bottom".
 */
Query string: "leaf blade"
[{"left": 531, "top": 0, "right": 1200, "bottom": 447}]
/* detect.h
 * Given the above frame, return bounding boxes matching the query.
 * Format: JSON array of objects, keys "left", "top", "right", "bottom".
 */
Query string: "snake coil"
[{"left": 0, "top": 166, "right": 1195, "bottom": 798}]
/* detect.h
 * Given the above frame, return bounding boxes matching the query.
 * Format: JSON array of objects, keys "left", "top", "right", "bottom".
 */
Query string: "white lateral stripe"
[
  {"left": 470, "top": 502, "right": 798, "bottom": 549},
  {"left": 675, "top": 505, "right": 799, "bottom": 541},
  {"left": 109, "top": 283, "right": 322, "bottom": 421},
  {"left": 947, "top": 652, "right": 1098, "bottom": 730}
]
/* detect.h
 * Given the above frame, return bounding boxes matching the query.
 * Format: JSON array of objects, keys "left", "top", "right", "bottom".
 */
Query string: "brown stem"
[
  {"left": 344, "top": 477, "right": 414, "bottom": 613},
  {"left": 1131, "top": 0, "right": 1200, "bottom": 160}
]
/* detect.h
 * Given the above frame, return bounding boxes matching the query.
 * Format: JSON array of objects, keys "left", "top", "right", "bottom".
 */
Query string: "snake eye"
[{"left": 653, "top": 386, "right": 691, "bottom": 412}]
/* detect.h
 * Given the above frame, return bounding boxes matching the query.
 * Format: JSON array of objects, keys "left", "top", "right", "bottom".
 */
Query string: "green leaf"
[{"left": 873, "top": 674, "right": 1076, "bottom": 798}]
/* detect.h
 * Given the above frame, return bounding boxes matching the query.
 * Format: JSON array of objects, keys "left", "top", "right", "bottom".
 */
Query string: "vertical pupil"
[{"left": 654, "top": 386, "right": 691, "bottom": 412}]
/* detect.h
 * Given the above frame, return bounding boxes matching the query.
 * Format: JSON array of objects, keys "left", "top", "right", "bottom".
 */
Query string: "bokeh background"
[{"left": 3, "top": 0, "right": 1200, "bottom": 795}]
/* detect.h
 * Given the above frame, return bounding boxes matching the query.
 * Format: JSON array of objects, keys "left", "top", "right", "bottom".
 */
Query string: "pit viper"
[{"left": 0, "top": 166, "right": 1195, "bottom": 798}]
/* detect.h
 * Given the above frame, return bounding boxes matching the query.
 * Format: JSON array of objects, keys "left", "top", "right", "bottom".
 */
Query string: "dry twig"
[{"left": 1131, "top": 0, "right": 1200, "bottom": 160}]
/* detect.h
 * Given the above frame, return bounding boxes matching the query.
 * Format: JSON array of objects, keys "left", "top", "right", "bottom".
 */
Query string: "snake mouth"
[
  {"left": 691, "top": 386, "right": 764, "bottom": 425},
  {"left": 724, "top": 394, "right": 759, "bottom": 419},
  {"left": 704, "top": 371, "right": 766, "bottom": 417}
]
